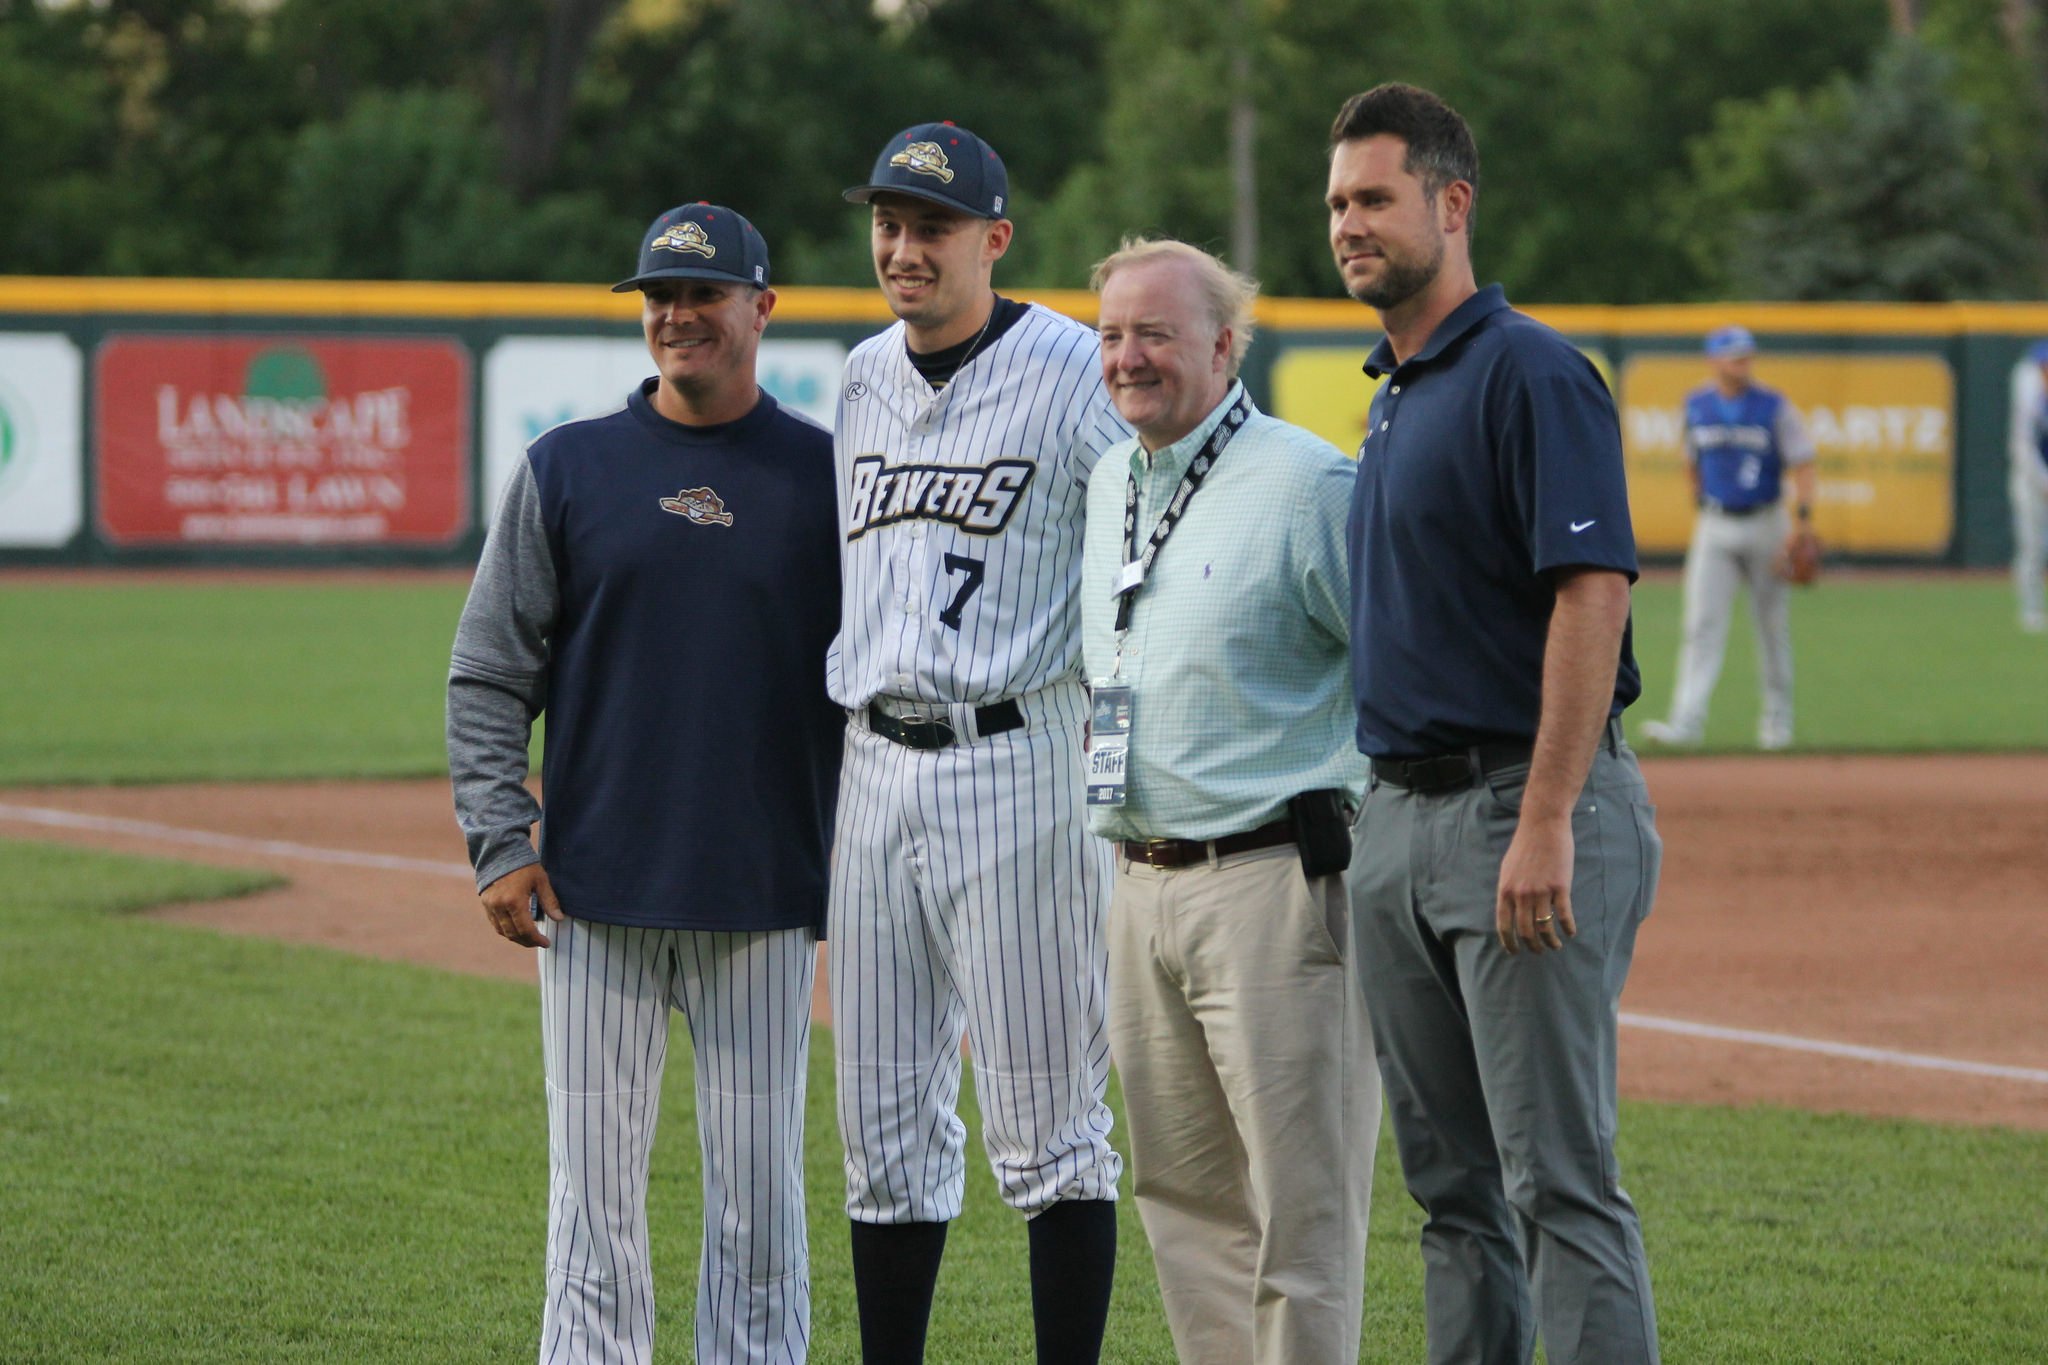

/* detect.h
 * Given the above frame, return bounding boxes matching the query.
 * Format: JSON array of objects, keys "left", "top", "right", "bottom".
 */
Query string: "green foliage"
[
  {"left": 1674, "top": 37, "right": 2042, "bottom": 301},
  {"left": 3, "top": 0, "right": 2047, "bottom": 294},
  {"left": 267, "top": 86, "right": 625, "bottom": 282},
  {"left": 0, "top": 19, "right": 122, "bottom": 274},
  {"left": 1739, "top": 41, "right": 2036, "bottom": 300},
  {"left": 4, "top": 836, "right": 2045, "bottom": 1361}
]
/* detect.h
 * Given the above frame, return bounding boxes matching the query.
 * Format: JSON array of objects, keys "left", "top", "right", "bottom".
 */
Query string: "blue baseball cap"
[
  {"left": 2029, "top": 339, "right": 2048, "bottom": 363},
  {"left": 845, "top": 122, "right": 1010, "bottom": 220},
  {"left": 611, "top": 203, "right": 770, "bottom": 293},
  {"left": 1704, "top": 325, "right": 1757, "bottom": 358}
]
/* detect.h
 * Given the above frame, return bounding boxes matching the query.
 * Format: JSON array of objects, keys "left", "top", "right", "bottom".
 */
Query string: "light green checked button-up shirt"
[{"left": 1081, "top": 382, "right": 1367, "bottom": 843}]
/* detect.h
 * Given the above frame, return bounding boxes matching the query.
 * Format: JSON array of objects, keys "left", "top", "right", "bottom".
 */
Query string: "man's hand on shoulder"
[{"left": 480, "top": 862, "right": 564, "bottom": 949}]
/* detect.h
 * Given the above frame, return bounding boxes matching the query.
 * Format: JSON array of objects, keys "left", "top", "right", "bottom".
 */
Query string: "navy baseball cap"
[
  {"left": 1703, "top": 325, "right": 1757, "bottom": 358},
  {"left": 844, "top": 122, "right": 1010, "bottom": 219},
  {"left": 611, "top": 203, "right": 770, "bottom": 292}
]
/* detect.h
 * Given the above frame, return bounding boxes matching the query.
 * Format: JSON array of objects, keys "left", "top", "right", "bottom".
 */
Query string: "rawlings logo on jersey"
[
  {"left": 659, "top": 485, "right": 734, "bottom": 526},
  {"left": 651, "top": 221, "right": 715, "bottom": 258},
  {"left": 890, "top": 141, "right": 956, "bottom": 184},
  {"left": 844, "top": 457, "right": 1035, "bottom": 540}
]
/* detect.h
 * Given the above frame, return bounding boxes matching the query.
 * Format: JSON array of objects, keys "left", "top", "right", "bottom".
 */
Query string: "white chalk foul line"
[
  {"left": 0, "top": 802, "right": 474, "bottom": 880},
  {"left": 6, "top": 800, "right": 2045, "bottom": 1087},
  {"left": 1621, "top": 1011, "right": 2048, "bottom": 1086}
]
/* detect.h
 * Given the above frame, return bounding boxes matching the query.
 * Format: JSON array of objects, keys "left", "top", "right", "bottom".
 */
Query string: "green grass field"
[
  {"left": 1, "top": 573, "right": 2042, "bottom": 786},
  {"left": 3, "top": 837, "right": 2044, "bottom": 1362},
  {"left": 3, "top": 572, "right": 2045, "bottom": 1361}
]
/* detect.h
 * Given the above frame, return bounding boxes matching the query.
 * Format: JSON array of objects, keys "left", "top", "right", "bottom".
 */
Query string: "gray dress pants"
[{"left": 1346, "top": 736, "right": 1662, "bottom": 1365}]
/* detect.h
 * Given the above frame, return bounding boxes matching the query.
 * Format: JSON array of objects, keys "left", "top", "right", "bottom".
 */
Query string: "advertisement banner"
[
  {"left": 1622, "top": 353, "right": 1955, "bottom": 555},
  {"left": 1269, "top": 346, "right": 1382, "bottom": 457},
  {"left": 95, "top": 335, "right": 470, "bottom": 546},
  {"left": 480, "top": 336, "right": 846, "bottom": 517},
  {"left": 1269, "top": 343, "right": 1614, "bottom": 460},
  {"left": 0, "top": 333, "right": 84, "bottom": 547}
]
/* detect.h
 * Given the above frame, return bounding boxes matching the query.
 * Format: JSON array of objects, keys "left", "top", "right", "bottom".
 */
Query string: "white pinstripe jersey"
[{"left": 826, "top": 303, "right": 1131, "bottom": 708}]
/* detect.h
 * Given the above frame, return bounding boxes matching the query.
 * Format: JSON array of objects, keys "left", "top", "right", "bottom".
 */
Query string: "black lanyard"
[{"left": 1115, "top": 392, "right": 1252, "bottom": 634}]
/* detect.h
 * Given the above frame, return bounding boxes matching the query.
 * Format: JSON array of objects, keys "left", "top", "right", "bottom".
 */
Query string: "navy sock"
[
  {"left": 1026, "top": 1199, "right": 1118, "bottom": 1364},
  {"left": 849, "top": 1219, "right": 949, "bottom": 1364}
]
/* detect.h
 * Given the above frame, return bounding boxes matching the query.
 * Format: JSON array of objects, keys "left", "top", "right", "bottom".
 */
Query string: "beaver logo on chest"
[{"left": 659, "top": 486, "right": 734, "bottom": 527}]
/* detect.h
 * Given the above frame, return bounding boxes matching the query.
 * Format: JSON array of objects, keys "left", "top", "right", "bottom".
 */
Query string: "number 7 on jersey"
[{"left": 937, "top": 553, "right": 985, "bottom": 630}]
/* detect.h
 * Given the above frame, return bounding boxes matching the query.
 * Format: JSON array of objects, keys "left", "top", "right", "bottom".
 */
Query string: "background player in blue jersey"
[
  {"left": 826, "top": 122, "right": 1128, "bottom": 1365},
  {"left": 2008, "top": 339, "right": 2048, "bottom": 633},
  {"left": 447, "top": 203, "right": 843, "bottom": 1365},
  {"left": 1641, "top": 325, "right": 1817, "bottom": 750}
]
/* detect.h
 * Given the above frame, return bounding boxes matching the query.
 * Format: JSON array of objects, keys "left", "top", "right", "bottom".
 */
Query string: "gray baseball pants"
[
  {"left": 1347, "top": 734, "right": 1661, "bottom": 1365},
  {"left": 1667, "top": 503, "right": 1794, "bottom": 743}
]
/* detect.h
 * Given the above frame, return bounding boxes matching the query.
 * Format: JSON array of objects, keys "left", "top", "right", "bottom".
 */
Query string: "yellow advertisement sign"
[
  {"left": 1620, "top": 354, "right": 1954, "bottom": 555},
  {"left": 1271, "top": 344, "right": 1616, "bottom": 459},
  {"left": 1270, "top": 347, "right": 1383, "bottom": 457}
]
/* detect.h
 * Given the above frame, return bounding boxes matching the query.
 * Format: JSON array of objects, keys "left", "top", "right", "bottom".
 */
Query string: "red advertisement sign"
[{"left": 95, "top": 335, "right": 470, "bottom": 546}]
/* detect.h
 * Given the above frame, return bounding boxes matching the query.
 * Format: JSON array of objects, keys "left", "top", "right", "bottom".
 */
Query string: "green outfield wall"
[{"left": 2, "top": 278, "right": 2043, "bottom": 566}]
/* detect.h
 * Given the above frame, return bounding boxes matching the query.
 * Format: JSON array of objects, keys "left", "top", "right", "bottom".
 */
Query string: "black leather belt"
[
  {"left": 1701, "top": 498, "right": 1773, "bottom": 518},
  {"left": 1372, "top": 741, "right": 1534, "bottom": 793},
  {"left": 1122, "top": 817, "right": 1294, "bottom": 869},
  {"left": 866, "top": 697, "right": 1023, "bottom": 750}
]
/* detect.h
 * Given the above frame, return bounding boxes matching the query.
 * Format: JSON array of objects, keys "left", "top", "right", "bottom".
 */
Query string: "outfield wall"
[{"left": 2, "top": 277, "right": 2044, "bottom": 566}]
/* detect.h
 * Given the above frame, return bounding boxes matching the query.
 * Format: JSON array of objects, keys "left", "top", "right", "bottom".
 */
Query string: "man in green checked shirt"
[{"left": 1081, "top": 237, "right": 1379, "bottom": 1365}]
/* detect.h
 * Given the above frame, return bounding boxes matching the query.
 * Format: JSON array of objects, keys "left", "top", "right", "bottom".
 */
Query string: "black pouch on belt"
[{"left": 1288, "top": 788, "right": 1353, "bottom": 879}]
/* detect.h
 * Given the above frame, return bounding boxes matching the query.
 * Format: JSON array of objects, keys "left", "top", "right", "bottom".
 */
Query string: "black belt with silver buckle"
[
  {"left": 1373, "top": 741, "right": 1535, "bottom": 794},
  {"left": 1121, "top": 817, "right": 1295, "bottom": 869},
  {"left": 866, "top": 697, "right": 1024, "bottom": 750}
]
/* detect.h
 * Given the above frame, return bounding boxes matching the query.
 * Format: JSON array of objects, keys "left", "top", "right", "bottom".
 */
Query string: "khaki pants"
[{"left": 1106, "top": 843, "right": 1378, "bottom": 1365}]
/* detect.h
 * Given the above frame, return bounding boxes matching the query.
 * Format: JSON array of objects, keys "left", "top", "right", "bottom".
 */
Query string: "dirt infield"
[{"left": 5, "top": 752, "right": 2044, "bottom": 1130}]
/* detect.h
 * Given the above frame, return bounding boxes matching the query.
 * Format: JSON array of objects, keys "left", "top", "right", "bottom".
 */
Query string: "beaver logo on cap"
[
  {"left": 659, "top": 486, "right": 734, "bottom": 527},
  {"left": 889, "top": 141, "right": 956, "bottom": 184},
  {"left": 652, "top": 220, "right": 715, "bottom": 258}
]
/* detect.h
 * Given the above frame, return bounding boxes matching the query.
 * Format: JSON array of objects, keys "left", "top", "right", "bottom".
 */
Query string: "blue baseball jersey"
[
  {"left": 449, "top": 382, "right": 844, "bottom": 931},
  {"left": 1348, "top": 285, "right": 1642, "bottom": 758},
  {"left": 1683, "top": 382, "right": 1813, "bottom": 510}
]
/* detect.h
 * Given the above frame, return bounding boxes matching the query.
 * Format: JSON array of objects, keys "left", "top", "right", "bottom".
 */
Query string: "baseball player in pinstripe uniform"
[
  {"left": 447, "top": 203, "right": 843, "bottom": 1364},
  {"left": 826, "top": 122, "right": 1129, "bottom": 1364}
]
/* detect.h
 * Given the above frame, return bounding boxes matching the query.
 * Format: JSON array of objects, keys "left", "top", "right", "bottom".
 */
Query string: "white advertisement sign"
[
  {"left": 481, "top": 336, "right": 846, "bottom": 518},
  {"left": 0, "top": 333, "right": 84, "bottom": 547}
]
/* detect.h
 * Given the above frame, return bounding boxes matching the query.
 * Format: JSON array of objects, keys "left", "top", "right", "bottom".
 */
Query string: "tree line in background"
[{"left": 3, "top": 0, "right": 2046, "bottom": 302}]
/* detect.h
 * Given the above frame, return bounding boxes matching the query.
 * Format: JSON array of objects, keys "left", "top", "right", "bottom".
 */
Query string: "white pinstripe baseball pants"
[
  {"left": 538, "top": 919, "right": 815, "bottom": 1365},
  {"left": 829, "top": 682, "right": 1123, "bottom": 1224}
]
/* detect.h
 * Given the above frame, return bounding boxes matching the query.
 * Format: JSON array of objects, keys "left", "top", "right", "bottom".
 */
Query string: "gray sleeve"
[
  {"left": 447, "top": 458, "right": 558, "bottom": 892},
  {"left": 1775, "top": 400, "right": 1816, "bottom": 466}
]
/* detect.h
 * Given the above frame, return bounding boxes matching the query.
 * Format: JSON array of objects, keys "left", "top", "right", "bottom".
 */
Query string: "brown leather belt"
[{"left": 1121, "top": 817, "right": 1294, "bottom": 869}]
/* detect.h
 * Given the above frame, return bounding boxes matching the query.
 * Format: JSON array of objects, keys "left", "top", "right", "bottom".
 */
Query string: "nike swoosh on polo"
[{"left": 1570, "top": 519, "right": 1597, "bottom": 533}]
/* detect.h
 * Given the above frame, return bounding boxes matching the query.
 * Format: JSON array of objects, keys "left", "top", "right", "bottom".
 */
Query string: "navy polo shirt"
[{"left": 1348, "top": 284, "right": 1642, "bottom": 758}]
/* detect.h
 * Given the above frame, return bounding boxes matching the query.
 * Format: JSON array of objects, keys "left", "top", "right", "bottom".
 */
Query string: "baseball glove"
[{"left": 1775, "top": 523, "right": 1823, "bottom": 585}]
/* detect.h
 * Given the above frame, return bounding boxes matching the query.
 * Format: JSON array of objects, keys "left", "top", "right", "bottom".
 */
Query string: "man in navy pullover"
[{"left": 447, "top": 203, "right": 843, "bottom": 1365}]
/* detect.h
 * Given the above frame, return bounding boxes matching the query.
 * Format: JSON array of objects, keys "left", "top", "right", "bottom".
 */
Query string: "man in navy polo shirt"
[
  {"left": 447, "top": 203, "right": 843, "bottom": 1364},
  {"left": 1328, "top": 84, "right": 1664, "bottom": 1365}
]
